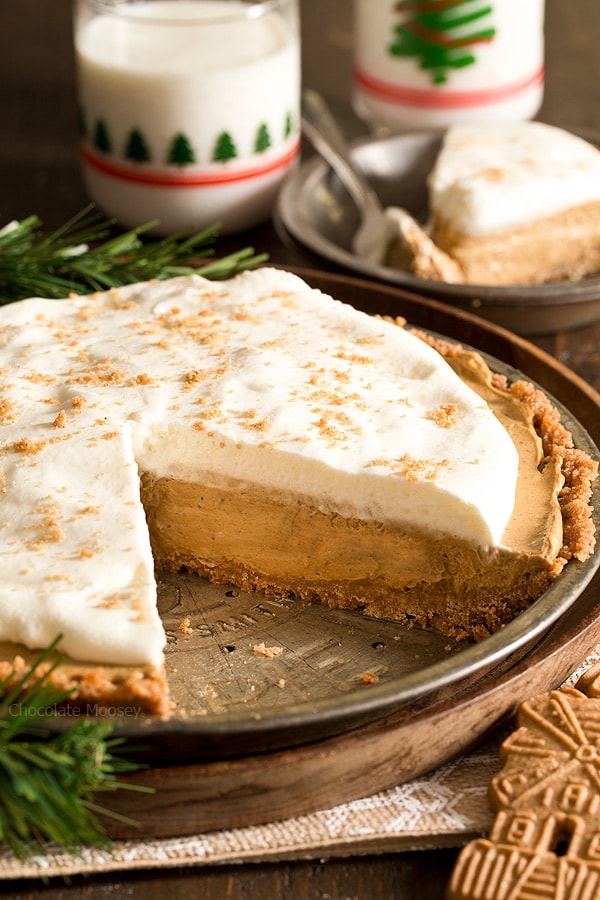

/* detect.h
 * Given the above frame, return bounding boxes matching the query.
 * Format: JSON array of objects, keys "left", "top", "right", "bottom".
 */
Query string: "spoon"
[
  {"left": 300, "top": 89, "right": 387, "bottom": 262},
  {"left": 300, "top": 89, "right": 464, "bottom": 283}
]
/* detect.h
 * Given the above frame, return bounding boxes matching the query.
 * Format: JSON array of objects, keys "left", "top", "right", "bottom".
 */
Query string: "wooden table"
[{"left": 1, "top": 1, "right": 600, "bottom": 897}]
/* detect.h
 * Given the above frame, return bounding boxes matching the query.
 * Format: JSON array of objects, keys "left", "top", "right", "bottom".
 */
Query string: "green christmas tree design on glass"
[
  {"left": 86, "top": 116, "right": 295, "bottom": 165},
  {"left": 284, "top": 112, "right": 293, "bottom": 139},
  {"left": 254, "top": 123, "right": 272, "bottom": 154},
  {"left": 213, "top": 132, "right": 238, "bottom": 162},
  {"left": 389, "top": 0, "right": 496, "bottom": 86},
  {"left": 125, "top": 128, "right": 151, "bottom": 163},
  {"left": 168, "top": 132, "right": 196, "bottom": 165},
  {"left": 93, "top": 118, "right": 112, "bottom": 154}
]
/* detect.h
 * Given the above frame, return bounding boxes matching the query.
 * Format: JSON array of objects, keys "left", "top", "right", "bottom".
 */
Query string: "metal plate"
[
  {"left": 275, "top": 129, "right": 600, "bottom": 336},
  {"left": 103, "top": 294, "right": 600, "bottom": 763}
]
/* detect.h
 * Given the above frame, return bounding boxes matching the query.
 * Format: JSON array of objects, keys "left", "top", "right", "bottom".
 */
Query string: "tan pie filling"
[
  {"left": 430, "top": 200, "right": 600, "bottom": 286},
  {"left": 141, "top": 340, "right": 575, "bottom": 644}
]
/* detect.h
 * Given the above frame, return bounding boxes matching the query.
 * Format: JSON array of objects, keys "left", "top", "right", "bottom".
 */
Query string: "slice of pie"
[
  {"left": 0, "top": 268, "right": 596, "bottom": 716},
  {"left": 426, "top": 121, "right": 600, "bottom": 286}
]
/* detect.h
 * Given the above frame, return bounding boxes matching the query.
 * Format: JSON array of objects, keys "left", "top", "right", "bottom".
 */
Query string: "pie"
[
  {"left": 384, "top": 122, "right": 600, "bottom": 287},
  {"left": 0, "top": 268, "right": 596, "bottom": 715}
]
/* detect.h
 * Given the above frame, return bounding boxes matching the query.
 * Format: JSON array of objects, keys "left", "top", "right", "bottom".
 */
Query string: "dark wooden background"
[{"left": 1, "top": 1, "right": 600, "bottom": 896}]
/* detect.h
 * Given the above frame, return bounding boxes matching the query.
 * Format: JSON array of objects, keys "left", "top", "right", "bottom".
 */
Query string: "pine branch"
[
  {"left": 0, "top": 638, "right": 151, "bottom": 859},
  {"left": 0, "top": 205, "right": 268, "bottom": 304}
]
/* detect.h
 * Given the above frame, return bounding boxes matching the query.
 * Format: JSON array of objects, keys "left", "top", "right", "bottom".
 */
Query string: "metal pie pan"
[
  {"left": 51, "top": 314, "right": 598, "bottom": 763},
  {"left": 276, "top": 128, "right": 600, "bottom": 336}
]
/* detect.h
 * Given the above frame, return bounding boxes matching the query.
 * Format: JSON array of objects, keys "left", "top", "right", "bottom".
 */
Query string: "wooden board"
[{"left": 95, "top": 270, "right": 600, "bottom": 839}]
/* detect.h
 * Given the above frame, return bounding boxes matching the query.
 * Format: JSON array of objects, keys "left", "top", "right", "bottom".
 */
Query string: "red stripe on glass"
[
  {"left": 80, "top": 140, "right": 300, "bottom": 187},
  {"left": 353, "top": 65, "right": 544, "bottom": 109}
]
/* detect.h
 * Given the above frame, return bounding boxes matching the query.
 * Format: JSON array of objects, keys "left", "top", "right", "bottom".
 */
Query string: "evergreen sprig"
[
  {"left": 0, "top": 205, "right": 268, "bottom": 304},
  {"left": 0, "top": 638, "right": 151, "bottom": 859}
]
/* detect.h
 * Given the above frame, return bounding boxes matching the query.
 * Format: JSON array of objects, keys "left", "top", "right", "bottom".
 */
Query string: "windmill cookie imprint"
[{"left": 448, "top": 663, "right": 600, "bottom": 899}]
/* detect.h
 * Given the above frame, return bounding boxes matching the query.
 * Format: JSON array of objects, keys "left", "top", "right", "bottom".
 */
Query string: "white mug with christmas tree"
[
  {"left": 353, "top": 0, "right": 544, "bottom": 132},
  {"left": 73, "top": 0, "right": 300, "bottom": 235}
]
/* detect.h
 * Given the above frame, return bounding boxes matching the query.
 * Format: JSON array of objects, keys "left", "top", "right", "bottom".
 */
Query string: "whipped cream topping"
[
  {"left": 0, "top": 268, "right": 519, "bottom": 666},
  {"left": 428, "top": 122, "right": 600, "bottom": 236}
]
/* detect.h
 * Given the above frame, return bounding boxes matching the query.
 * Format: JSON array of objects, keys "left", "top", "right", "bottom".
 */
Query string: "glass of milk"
[
  {"left": 353, "top": 0, "right": 545, "bottom": 133},
  {"left": 73, "top": 0, "right": 300, "bottom": 235}
]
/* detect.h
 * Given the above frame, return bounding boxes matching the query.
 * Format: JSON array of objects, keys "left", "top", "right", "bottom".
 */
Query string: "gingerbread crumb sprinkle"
[
  {"left": 253, "top": 642, "right": 283, "bottom": 659},
  {"left": 178, "top": 615, "right": 193, "bottom": 635},
  {"left": 426, "top": 402, "right": 459, "bottom": 428},
  {"left": 13, "top": 437, "right": 47, "bottom": 455},
  {"left": 0, "top": 399, "right": 17, "bottom": 425}
]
